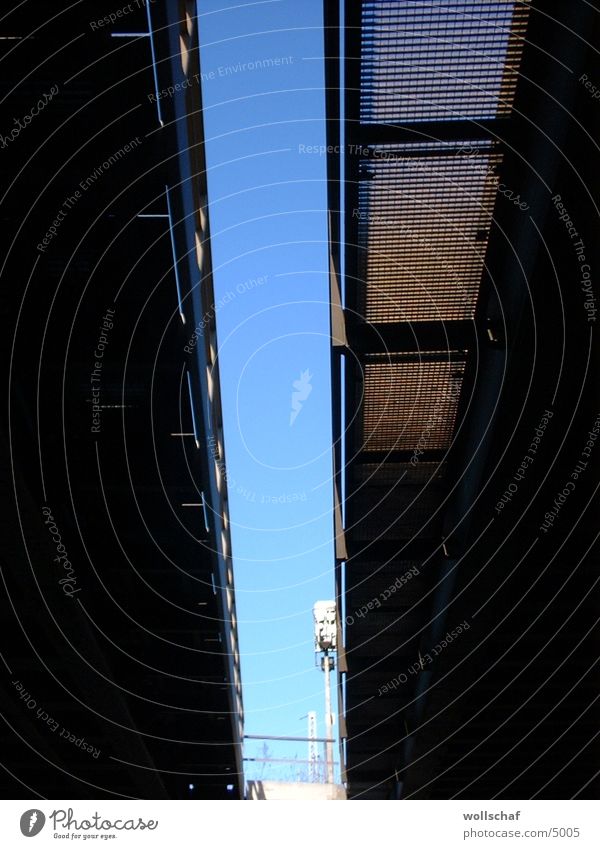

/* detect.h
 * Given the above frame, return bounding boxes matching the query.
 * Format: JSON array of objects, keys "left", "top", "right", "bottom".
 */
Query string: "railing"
[{"left": 243, "top": 734, "right": 337, "bottom": 784}]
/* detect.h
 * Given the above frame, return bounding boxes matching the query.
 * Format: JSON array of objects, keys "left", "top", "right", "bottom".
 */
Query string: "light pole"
[
  {"left": 300, "top": 711, "right": 319, "bottom": 782},
  {"left": 313, "top": 601, "right": 337, "bottom": 785}
]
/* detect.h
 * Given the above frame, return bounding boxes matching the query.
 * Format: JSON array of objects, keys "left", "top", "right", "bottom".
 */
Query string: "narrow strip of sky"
[{"left": 197, "top": 0, "right": 335, "bottom": 779}]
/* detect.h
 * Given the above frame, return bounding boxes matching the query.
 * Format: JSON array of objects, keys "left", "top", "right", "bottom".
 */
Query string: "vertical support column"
[{"left": 324, "top": 654, "right": 334, "bottom": 785}]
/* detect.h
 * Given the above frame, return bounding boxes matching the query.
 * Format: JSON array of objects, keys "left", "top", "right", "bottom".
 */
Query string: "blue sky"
[{"left": 197, "top": 0, "right": 335, "bottom": 778}]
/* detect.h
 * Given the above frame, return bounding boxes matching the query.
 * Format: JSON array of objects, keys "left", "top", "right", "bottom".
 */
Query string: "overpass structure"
[
  {"left": 325, "top": 0, "right": 600, "bottom": 799},
  {"left": 2, "top": 0, "right": 242, "bottom": 798}
]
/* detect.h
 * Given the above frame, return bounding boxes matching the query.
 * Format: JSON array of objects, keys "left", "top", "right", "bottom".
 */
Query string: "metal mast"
[
  {"left": 313, "top": 601, "right": 337, "bottom": 785},
  {"left": 307, "top": 711, "right": 318, "bottom": 782}
]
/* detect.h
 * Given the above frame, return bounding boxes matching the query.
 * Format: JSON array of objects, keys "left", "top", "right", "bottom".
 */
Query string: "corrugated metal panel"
[
  {"left": 335, "top": 0, "right": 534, "bottom": 793},
  {"left": 347, "top": 578, "right": 423, "bottom": 609},
  {"left": 351, "top": 483, "right": 444, "bottom": 539},
  {"left": 349, "top": 559, "right": 423, "bottom": 578},
  {"left": 356, "top": 141, "right": 502, "bottom": 322},
  {"left": 349, "top": 461, "right": 446, "bottom": 540},
  {"left": 354, "top": 461, "right": 446, "bottom": 485},
  {"left": 348, "top": 608, "right": 426, "bottom": 638},
  {"left": 360, "top": 354, "right": 466, "bottom": 452},
  {"left": 360, "top": 0, "right": 531, "bottom": 124}
]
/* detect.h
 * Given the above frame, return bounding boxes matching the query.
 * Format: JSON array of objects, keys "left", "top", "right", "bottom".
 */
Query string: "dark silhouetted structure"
[
  {"left": 1, "top": 1, "right": 242, "bottom": 799},
  {"left": 326, "top": 0, "right": 600, "bottom": 799}
]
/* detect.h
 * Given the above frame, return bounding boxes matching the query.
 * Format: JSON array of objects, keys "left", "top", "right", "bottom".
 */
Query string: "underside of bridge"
[
  {"left": 1, "top": 0, "right": 242, "bottom": 799},
  {"left": 326, "top": 0, "right": 600, "bottom": 799}
]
